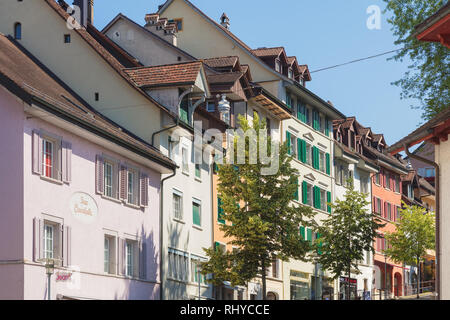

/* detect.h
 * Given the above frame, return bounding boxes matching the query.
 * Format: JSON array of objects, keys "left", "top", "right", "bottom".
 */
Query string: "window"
[
  {"left": 394, "top": 175, "right": 400, "bottom": 193},
  {"left": 360, "top": 175, "right": 369, "bottom": 194},
  {"left": 275, "top": 60, "right": 281, "bottom": 72},
  {"left": 64, "top": 34, "right": 71, "bottom": 43},
  {"left": 173, "top": 191, "right": 183, "bottom": 221},
  {"left": 127, "top": 169, "right": 138, "bottom": 205},
  {"left": 192, "top": 200, "right": 201, "bottom": 227},
  {"left": 125, "top": 240, "right": 137, "bottom": 277},
  {"left": 42, "top": 139, "right": 55, "bottom": 179},
  {"left": 305, "top": 143, "right": 312, "bottom": 166},
  {"left": 320, "top": 189, "right": 327, "bottom": 211},
  {"left": 104, "top": 236, "right": 116, "bottom": 274},
  {"left": 290, "top": 134, "right": 297, "bottom": 157},
  {"left": 168, "top": 249, "right": 189, "bottom": 282},
  {"left": 103, "top": 161, "right": 114, "bottom": 198},
  {"left": 319, "top": 151, "right": 325, "bottom": 173},
  {"left": 271, "top": 259, "right": 279, "bottom": 278},
  {"left": 288, "top": 68, "right": 293, "bottom": 79},
  {"left": 386, "top": 203, "right": 392, "bottom": 221},
  {"left": 407, "top": 183, "right": 413, "bottom": 199},
  {"left": 191, "top": 256, "right": 206, "bottom": 284},
  {"left": 376, "top": 198, "right": 382, "bottom": 215},
  {"left": 195, "top": 149, "right": 202, "bottom": 179},
  {"left": 215, "top": 242, "right": 226, "bottom": 253},
  {"left": 206, "top": 101, "right": 215, "bottom": 112},
  {"left": 375, "top": 173, "right": 381, "bottom": 185},
  {"left": 305, "top": 107, "right": 311, "bottom": 126},
  {"left": 182, "top": 147, "right": 189, "bottom": 174},
  {"left": 44, "top": 223, "right": 54, "bottom": 259},
  {"left": 14, "top": 22, "right": 22, "bottom": 40},
  {"left": 385, "top": 172, "right": 391, "bottom": 190},
  {"left": 174, "top": 18, "right": 183, "bottom": 31},
  {"left": 396, "top": 206, "right": 401, "bottom": 220},
  {"left": 302, "top": 182, "right": 313, "bottom": 206},
  {"left": 286, "top": 94, "right": 292, "bottom": 108},
  {"left": 95, "top": 92, "right": 99, "bottom": 101}
]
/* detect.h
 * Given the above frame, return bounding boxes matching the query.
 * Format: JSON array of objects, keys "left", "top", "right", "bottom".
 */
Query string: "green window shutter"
[
  {"left": 326, "top": 153, "right": 331, "bottom": 175},
  {"left": 218, "top": 197, "right": 225, "bottom": 224},
  {"left": 297, "top": 138, "right": 302, "bottom": 161},
  {"left": 313, "top": 186, "right": 317, "bottom": 209},
  {"left": 317, "top": 233, "right": 323, "bottom": 255},
  {"left": 297, "top": 102, "right": 302, "bottom": 120},
  {"left": 325, "top": 118, "right": 330, "bottom": 136},
  {"left": 313, "top": 111, "right": 318, "bottom": 130},
  {"left": 307, "top": 228, "right": 313, "bottom": 242},
  {"left": 300, "top": 226, "right": 305, "bottom": 240},
  {"left": 317, "top": 188, "right": 322, "bottom": 210},
  {"left": 301, "top": 140, "right": 307, "bottom": 163},
  {"left": 286, "top": 131, "right": 291, "bottom": 155},
  {"left": 302, "top": 181, "right": 308, "bottom": 204},
  {"left": 327, "top": 191, "right": 332, "bottom": 214},
  {"left": 294, "top": 178, "right": 299, "bottom": 201},
  {"left": 215, "top": 242, "right": 220, "bottom": 251},
  {"left": 193, "top": 203, "right": 201, "bottom": 226},
  {"left": 312, "top": 147, "right": 319, "bottom": 170}
]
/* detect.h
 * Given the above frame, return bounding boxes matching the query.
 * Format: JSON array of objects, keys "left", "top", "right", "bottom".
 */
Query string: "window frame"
[
  {"left": 172, "top": 189, "right": 184, "bottom": 222},
  {"left": 192, "top": 199, "right": 202, "bottom": 228}
]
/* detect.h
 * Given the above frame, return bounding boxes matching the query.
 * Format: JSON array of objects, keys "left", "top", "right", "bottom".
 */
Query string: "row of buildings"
[{"left": 0, "top": 0, "right": 443, "bottom": 300}]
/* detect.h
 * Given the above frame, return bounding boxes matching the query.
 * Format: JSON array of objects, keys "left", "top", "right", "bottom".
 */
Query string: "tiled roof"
[
  {"left": 401, "top": 171, "right": 416, "bottom": 182},
  {"left": 124, "top": 61, "right": 202, "bottom": 88},
  {"left": 0, "top": 33, "right": 175, "bottom": 169},
  {"left": 419, "top": 178, "right": 436, "bottom": 194},
  {"left": 202, "top": 56, "right": 239, "bottom": 69},
  {"left": 207, "top": 72, "right": 243, "bottom": 84},
  {"left": 287, "top": 56, "right": 297, "bottom": 66},
  {"left": 388, "top": 106, "right": 450, "bottom": 153},
  {"left": 251, "top": 47, "right": 285, "bottom": 58},
  {"left": 45, "top": 1, "right": 174, "bottom": 116}
]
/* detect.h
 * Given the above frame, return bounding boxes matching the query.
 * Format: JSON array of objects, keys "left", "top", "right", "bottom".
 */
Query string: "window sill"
[
  {"left": 40, "top": 175, "right": 64, "bottom": 185},
  {"left": 124, "top": 202, "right": 142, "bottom": 210},
  {"left": 292, "top": 158, "right": 330, "bottom": 177},
  {"left": 173, "top": 218, "right": 186, "bottom": 224},
  {"left": 192, "top": 225, "right": 203, "bottom": 231},
  {"left": 182, "top": 171, "right": 190, "bottom": 177},
  {"left": 194, "top": 177, "right": 202, "bottom": 183},
  {"left": 101, "top": 195, "right": 122, "bottom": 204}
]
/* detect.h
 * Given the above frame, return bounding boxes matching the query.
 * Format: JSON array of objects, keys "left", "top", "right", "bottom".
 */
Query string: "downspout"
[
  {"left": 159, "top": 168, "right": 176, "bottom": 301},
  {"left": 403, "top": 143, "right": 440, "bottom": 300}
]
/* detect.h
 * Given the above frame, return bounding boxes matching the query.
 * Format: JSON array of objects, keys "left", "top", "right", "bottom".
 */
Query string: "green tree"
[
  {"left": 383, "top": 0, "right": 450, "bottom": 121},
  {"left": 201, "top": 113, "right": 315, "bottom": 300},
  {"left": 315, "top": 180, "right": 385, "bottom": 300},
  {"left": 384, "top": 203, "right": 435, "bottom": 298}
]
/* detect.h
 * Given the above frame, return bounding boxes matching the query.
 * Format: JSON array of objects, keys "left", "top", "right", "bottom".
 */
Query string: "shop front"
[{"left": 339, "top": 277, "right": 357, "bottom": 300}]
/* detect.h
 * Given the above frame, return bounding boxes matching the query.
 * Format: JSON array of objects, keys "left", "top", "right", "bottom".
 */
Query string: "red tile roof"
[
  {"left": 202, "top": 56, "right": 239, "bottom": 69},
  {"left": 0, "top": 33, "right": 175, "bottom": 169},
  {"left": 251, "top": 47, "right": 285, "bottom": 58},
  {"left": 124, "top": 61, "right": 202, "bottom": 88}
]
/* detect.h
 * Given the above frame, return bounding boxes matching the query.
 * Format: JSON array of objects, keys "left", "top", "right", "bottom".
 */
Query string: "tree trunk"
[
  {"left": 261, "top": 258, "right": 267, "bottom": 300},
  {"left": 417, "top": 257, "right": 421, "bottom": 299}
]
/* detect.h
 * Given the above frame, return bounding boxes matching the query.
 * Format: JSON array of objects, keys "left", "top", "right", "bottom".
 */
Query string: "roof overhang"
[
  {"left": 251, "top": 90, "right": 292, "bottom": 120},
  {"left": 377, "top": 159, "right": 409, "bottom": 175},
  {"left": 414, "top": 4, "right": 450, "bottom": 48}
]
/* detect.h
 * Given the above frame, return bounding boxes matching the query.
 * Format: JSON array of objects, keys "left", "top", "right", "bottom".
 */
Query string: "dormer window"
[
  {"left": 275, "top": 59, "right": 281, "bottom": 73},
  {"left": 288, "top": 68, "right": 293, "bottom": 79}
]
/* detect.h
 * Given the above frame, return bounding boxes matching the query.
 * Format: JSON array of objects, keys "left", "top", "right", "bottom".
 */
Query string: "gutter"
[
  {"left": 403, "top": 143, "right": 440, "bottom": 300},
  {"left": 159, "top": 168, "right": 177, "bottom": 300}
]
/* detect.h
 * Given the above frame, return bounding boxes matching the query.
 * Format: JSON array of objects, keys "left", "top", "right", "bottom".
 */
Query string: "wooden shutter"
[
  {"left": 139, "top": 241, "right": 147, "bottom": 280},
  {"left": 32, "top": 130, "right": 42, "bottom": 175},
  {"left": 326, "top": 153, "right": 331, "bottom": 175},
  {"left": 61, "top": 141, "right": 72, "bottom": 183},
  {"left": 302, "top": 181, "right": 308, "bottom": 204},
  {"left": 33, "top": 217, "right": 44, "bottom": 262},
  {"left": 95, "top": 155, "right": 104, "bottom": 194},
  {"left": 297, "top": 138, "right": 302, "bottom": 162},
  {"left": 286, "top": 132, "right": 291, "bottom": 154},
  {"left": 140, "top": 173, "right": 149, "bottom": 207},
  {"left": 382, "top": 170, "right": 386, "bottom": 188},
  {"left": 327, "top": 191, "right": 332, "bottom": 213},
  {"left": 307, "top": 228, "right": 313, "bottom": 242},
  {"left": 119, "top": 165, "right": 128, "bottom": 201},
  {"left": 300, "top": 226, "right": 305, "bottom": 240},
  {"left": 373, "top": 197, "right": 377, "bottom": 213},
  {"left": 62, "top": 225, "right": 71, "bottom": 267}
]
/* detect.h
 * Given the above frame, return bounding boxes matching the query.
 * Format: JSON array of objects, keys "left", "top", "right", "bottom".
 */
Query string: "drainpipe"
[
  {"left": 159, "top": 168, "right": 176, "bottom": 300},
  {"left": 403, "top": 143, "right": 440, "bottom": 300}
]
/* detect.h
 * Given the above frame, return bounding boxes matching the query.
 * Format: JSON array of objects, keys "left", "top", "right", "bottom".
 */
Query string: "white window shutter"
[
  {"left": 33, "top": 218, "right": 43, "bottom": 262},
  {"left": 32, "top": 130, "right": 42, "bottom": 175},
  {"left": 118, "top": 238, "right": 125, "bottom": 275},
  {"left": 62, "top": 141, "right": 72, "bottom": 183},
  {"left": 62, "top": 225, "right": 71, "bottom": 267},
  {"left": 139, "top": 241, "right": 147, "bottom": 280},
  {"left": 119, "top": 165, "right": 128, "bottom": 201},
  {"left": 57, "top": 224, "right": 63, "bottom": 261},
  {"left": 140, "top": 173, "right": 149, "bottom": 207},
  {"left": 95, "top": 155, "right": 104, "bottom": 194}
]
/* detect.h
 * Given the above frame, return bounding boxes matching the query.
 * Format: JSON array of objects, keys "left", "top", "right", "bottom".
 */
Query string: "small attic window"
[
  {"left": 288, "top": 68, "right": 293, "bottom": 79},
  {"left": 64, "top": 34, "right": 71, "bottom": 43},
  {"left": 95, "top": 92, "right": 99, "bottom": 101},
  {"left": 14, "top": 22, "right": 22, "bottom": 40},
  {"left": 174, "top": 19, "right": 183, "bottom": 31},
  {"left": 275, "top": 59, "right": 281, "bottom": 73}
]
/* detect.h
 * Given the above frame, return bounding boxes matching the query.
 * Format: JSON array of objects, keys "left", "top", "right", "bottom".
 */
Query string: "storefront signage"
[
  {"left": 55, "top": 271, "right": 72, "bottom": 282},
  {"left": 70, "top": 192, "right": 98, "bottom": 224}
]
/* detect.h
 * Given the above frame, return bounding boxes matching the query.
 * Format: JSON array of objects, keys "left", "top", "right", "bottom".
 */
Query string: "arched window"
[{"left": 14, "top": 22, "right": 22, "bottom": 40}]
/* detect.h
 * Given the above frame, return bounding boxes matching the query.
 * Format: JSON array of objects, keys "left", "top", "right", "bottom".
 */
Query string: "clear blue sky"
[{"left": 93, "top": 0, "right": 423, "bottom": 146}]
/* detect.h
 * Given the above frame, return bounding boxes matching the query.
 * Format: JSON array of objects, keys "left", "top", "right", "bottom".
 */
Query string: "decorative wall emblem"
[{"left": 69, "top": 192, "right": 98, "bottom": 224}]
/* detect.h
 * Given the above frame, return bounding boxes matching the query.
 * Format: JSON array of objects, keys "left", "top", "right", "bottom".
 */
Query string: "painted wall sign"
[
  {"left": 69, "top": 192, "right": 98, "bottom": 224},
  {"left": 55, "top": 271, "right": 72, "bottom": 282}
]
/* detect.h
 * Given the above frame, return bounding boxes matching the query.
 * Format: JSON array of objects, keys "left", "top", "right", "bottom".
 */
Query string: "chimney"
[
  {"left": 220, "top": 13, "right": 230, "bottom": 29},
  {"left": 72, "top": 0, "right": 94, "bottom": 27},
  {"left": 327, "top": 100, "right": 334, "bottom": 106}
]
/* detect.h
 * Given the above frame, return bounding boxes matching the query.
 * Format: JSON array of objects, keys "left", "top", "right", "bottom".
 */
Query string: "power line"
[{"left": 310, "top": 48, "right": 403, "bottom": 74}]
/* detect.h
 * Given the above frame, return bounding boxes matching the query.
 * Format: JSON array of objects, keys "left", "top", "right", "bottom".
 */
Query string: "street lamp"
[
  {"left": 45, "top": 259, "right": 55, "bottom": 301},
  {"left": 217, "top": 94, "right": 230, "bottom": 125}
]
